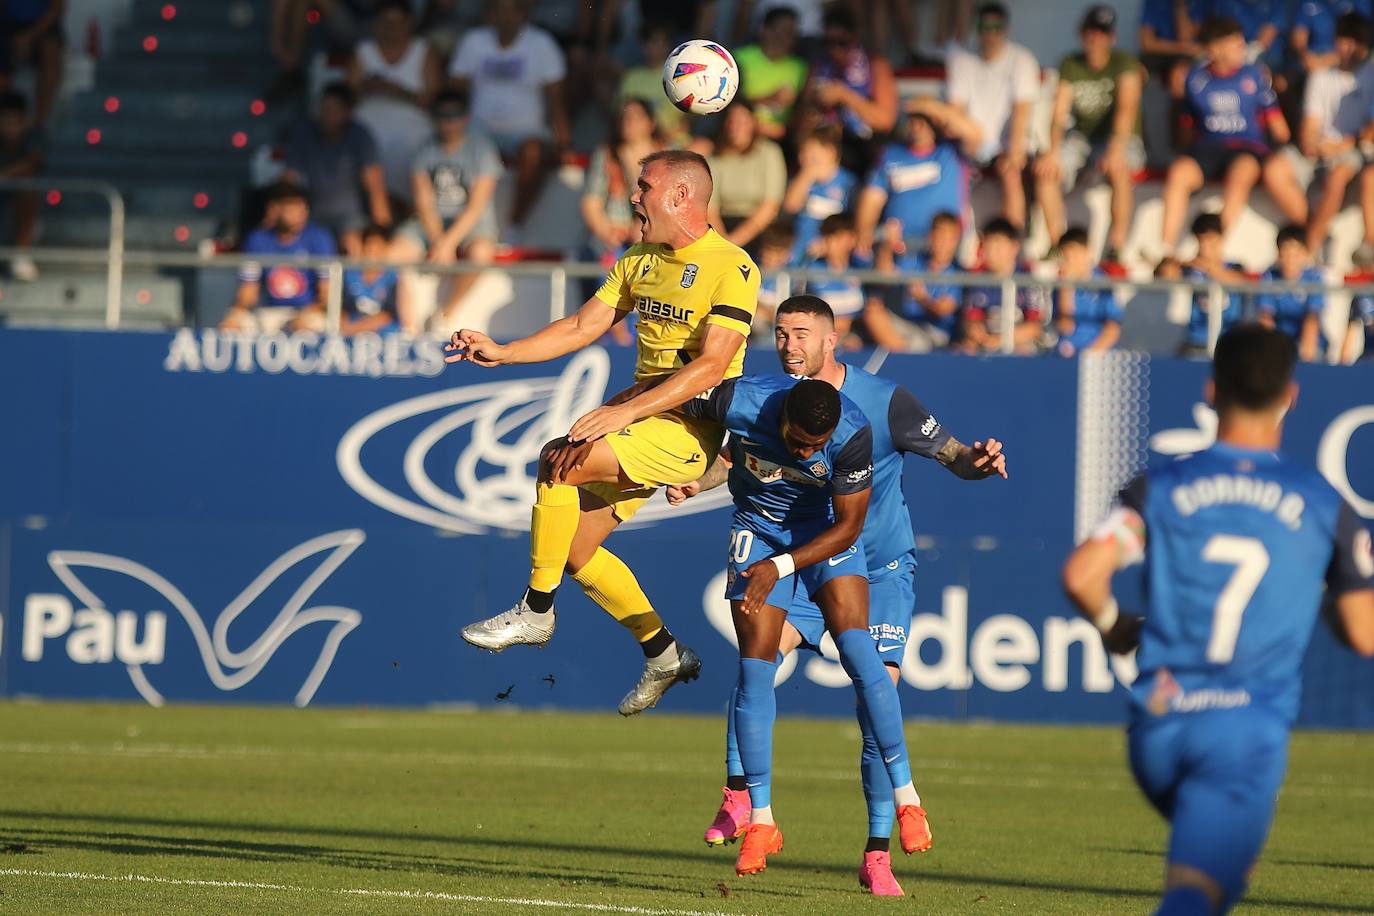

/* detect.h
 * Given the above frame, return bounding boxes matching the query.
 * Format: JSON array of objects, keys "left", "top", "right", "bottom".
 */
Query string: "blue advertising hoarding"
[{"left": 1, "top": 328, "right": 1371, "bottom": 726}]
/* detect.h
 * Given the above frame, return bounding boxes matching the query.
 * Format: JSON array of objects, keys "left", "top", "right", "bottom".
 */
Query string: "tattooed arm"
[
  {"left": 935, "top": 436, "right": 1009, "bottom": 480},
  {"left": 889, "top": 385, "right": 1009, "bottom": 480}
]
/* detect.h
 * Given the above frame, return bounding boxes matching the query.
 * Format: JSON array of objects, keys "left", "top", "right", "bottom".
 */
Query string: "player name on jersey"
[{"left": 1170, "top": 472, "right": 1306, "bottom": 531}]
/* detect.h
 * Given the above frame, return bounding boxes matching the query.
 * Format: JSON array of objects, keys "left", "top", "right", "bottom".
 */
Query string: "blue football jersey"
[
  {"left": 1057, "top": 269, "right": 1124, "bottom": 354},
  {"left": 1257, "top": 266, "right": 1325, "bottom": 347},
  {"left": 682, "top": 374, "right": 873, "bottom": 524},
  {"left": 837, "top": 365, "right": 951, "bottom": 572},
  {"left": 791, "top": 168, "right": 857, "bottom": 263},
  {"left": 1183, "top": 62, "right": 1280, "bottom": 150},
  {"left": 894, "top": 251, "right": 962, "bottom": 336},
  {"left": 801, "top": 252, "right": 871, "bottom": 317},
  {"left": 1121, "top": 443, "right": 1374, "bottom": 723},
  {"left": 866, "top": 141, "right": 967, "bottom": 242},
  {"left": 1185, "top": 264, "right": 1247, "bottom": 348}
]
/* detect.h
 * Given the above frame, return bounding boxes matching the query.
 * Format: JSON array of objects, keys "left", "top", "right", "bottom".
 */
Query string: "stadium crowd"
[{"left": 211, "top": 0, "right": 1374, "bottom": 361}]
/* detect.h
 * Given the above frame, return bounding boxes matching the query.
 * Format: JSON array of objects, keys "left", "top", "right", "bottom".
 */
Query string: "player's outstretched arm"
[
  {"left": 444, "top": 296, "right": 619, "bottom": 367},
  {"left": 567, "top": 324, "right": 745, "bottom": 443},
  {"left": 738, "top": 488, "right": 872, "bottom": 615},
  {"left": 936, "top": 437, "right": 1009, "bottom": 480}
]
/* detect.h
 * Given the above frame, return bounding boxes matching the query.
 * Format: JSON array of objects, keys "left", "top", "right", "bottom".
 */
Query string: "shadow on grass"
[{"left": 4, "top": 810, "right": 1371, "bottom": 912}]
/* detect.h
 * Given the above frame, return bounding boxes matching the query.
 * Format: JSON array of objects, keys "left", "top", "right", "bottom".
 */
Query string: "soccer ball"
[{"left": 662, "top": 39, "right": 739, "bottom": 115}]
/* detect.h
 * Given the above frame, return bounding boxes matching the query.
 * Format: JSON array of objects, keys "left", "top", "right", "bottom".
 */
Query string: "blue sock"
[
  {"left": 724, "top": 686, "right": 744, "bottom": 778},
  {"left": 835, "top": 628, "right": 912, "bottom": 790},
  {"left": 858, "top": 700, "right": 895, "bottom": 838},
  {"left": 734, "top": 657, "right": 778, "bottom": 810},
  {"left": 1155, "top": 886, "right": 1214, "bottom": 916}
]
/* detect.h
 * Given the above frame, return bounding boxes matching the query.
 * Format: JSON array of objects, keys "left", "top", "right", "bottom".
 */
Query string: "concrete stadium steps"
[
  {"left": 94, "top": 58, "right": 280, "bottom": 92},
  {"left": 66, "top": 88, "right": 277, "bottom": 123},
  {"left": 50, "top": 117, "right": 275, "bottom": 155},
  {"left": 40, "top": 214, "right": 219, "bottom": 249},
  {"left": 44, "top": 148, "right": 252, "bottom": 185},
  {"left": 128, "top": 0, "right": 274, "bottom": 31},
  {"left": 111, "top": 29, "right": 271, "bottom": 59},
  {"left": 0, "top": 270, "right": 183, "bottom": 328}
]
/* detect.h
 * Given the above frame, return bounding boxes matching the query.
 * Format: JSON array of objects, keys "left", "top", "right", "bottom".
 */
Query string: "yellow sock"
[
  {"left": 529, "top": 481, "right": 579, "bottom": 593},
  {"left": 572, "top": 547, "right": 665, "bottom": 643}
]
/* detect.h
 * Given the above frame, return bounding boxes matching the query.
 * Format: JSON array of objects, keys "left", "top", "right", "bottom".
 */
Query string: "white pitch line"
[{"left": 0, "top": 869, "right": 731, "bottom": 916}]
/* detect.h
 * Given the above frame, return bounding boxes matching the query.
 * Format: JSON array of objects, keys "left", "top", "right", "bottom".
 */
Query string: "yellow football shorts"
[{"left": 583, "top": 411, "right": 724, "bottom": 522}]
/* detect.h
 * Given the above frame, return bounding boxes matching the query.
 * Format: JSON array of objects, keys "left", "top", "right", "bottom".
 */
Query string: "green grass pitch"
[{"left": 0, "top": 701, "right": 1370, "bottom": 914}]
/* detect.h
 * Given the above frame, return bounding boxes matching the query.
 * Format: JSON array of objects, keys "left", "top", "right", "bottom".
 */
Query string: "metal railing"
[
  {"left": 0, "top": 244, "right": 1369, "bottom": 358},
  {"left": 0, "top": 179, "right": 124, "bottom": 326}
]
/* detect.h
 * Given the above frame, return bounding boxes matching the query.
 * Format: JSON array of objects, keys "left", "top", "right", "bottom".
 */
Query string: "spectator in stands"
[
  {"left": 958, "top": 216, "right": 1047, "bottom": 354},
  {"left": 284, "top": 82, "right": 393, "bottom": 258},
  {"left": 448, "top": 0, "right": 571, "bottom": 231},
  {"left": 1269, "top": 13, "right": 1374, "bottom": 253},
  {"left": 944, "top": 2, "right": 1039, "bottom": 230},
  {"left": 1164, "top": 212, "right": 1247, "bottom": 357},
  {"left": 617, "top": 22, "right": 689, "bottom": 147},
  {"left": 270, "top": 0, "right": 380, "bottom": 100},
  {"left": 800, "top": 8, "right": 898, "bottom": 176},
  {"left": 0, "top": 0, "right": 61, "bottom": 126},
  {"left": 800, "top": 213, "right": 871, "bottom": 341},
  {"left": 1036, "top": 6, "right": 1144, "bottom": 265},
  {"left": 582, "top": 97, "right": 664, "bottom": 268},
  {"left": 1194, "top": 0, "right": 1285, "bottom": 69},
  {"left": 221, "top": 183, "right": 337, "bottom": 334},
  {"left": 707, "top": 101, "right": 787, "bottom": 252},
  {"left": 299, "top": 223, "right": 401, "bottom": 336},
  {"left": 732, "top": 0, "right": 830, "bottom": 49},
  {"left": 755, "top": 220, "right": 795, "bottom": 333},
  {"left": 394, "top": 90, "right": 502, "bottom": 334},
  {"left": 349, "top": 0, "right": 443, "bottom": 201},
  {"left": 734, "top": 7, "right": 809, "bottom": 142},
  {"left": 1257, "top": 224, "right": 1327, "bottom": 361},
  {"left": 1053, "top": 226, "right": 1123, "bottom": 356},
  {"left": 855, "top": 95, "right": 981, "bottom": 256},
  {"left": 1292, "top": 0, "right": 1371, "bottom": 72},
  {"left": 1159, "top": 17, "right": 1291, "bottom": 257},
  {"left": 0, "top": 91, "right": 41, "bottom": 282},
  {"left": 1343, "top": 290, "right": 1373, "bottom": 360},
  {"left": 865, "top": 209, "right": 964, "bottom": 352},
  {"left": 782, "top": 128, "right": 855, "bottom": 263},
  {"left": 1139, "top": 0, "right": 1201, "bottom": 88}
]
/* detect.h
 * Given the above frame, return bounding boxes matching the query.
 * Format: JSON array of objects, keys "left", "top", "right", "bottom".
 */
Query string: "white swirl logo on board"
[
  {"left": 22, "top": 530, "right": 365, "bottom": 707},
  {"left": 337, "top": 348, "right": 733, "bottom": 533}
]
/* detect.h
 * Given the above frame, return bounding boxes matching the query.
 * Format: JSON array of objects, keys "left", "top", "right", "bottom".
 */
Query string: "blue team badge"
[
  {"left": 809, "top": 459, "right": 828, "bottom": 477},
  {"left": 681, "top": 264, "right": 698, "bottom": 288}
]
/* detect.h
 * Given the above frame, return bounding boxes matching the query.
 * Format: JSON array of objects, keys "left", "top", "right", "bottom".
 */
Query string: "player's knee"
[{"left": 536, "top": 437, "right": 569, "bottom": 482}]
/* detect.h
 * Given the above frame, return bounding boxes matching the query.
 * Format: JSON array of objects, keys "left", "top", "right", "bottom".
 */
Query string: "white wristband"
[
  {"left": 1094, "top": 597, "right": 1120, "bottom": 635},
  {"left": 769, "top": 554, "right": 796, "bottom": 578}
]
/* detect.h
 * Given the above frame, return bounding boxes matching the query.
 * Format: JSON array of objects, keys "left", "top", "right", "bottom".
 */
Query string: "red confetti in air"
[
  {"left": 142, "top": 35, "right": 158, "bottom": 52},
  {"left": 45, "top": 190, "right": 61, "bottom": 206},
  {"left": 104, "top": 96, "right": 120, "bottom": 113},
  {"left": 231, "top": 131, "right": 248, "bottom": 148},
  {"left": 174, "top": 225, "right": 191, "bottom": 242},
  {"left": 86, "top": 128, "right": 102, "bottom": 145},
  {"left": 193, "top": 192, "right": 210, "bottom": 208},
  {"left": 161, "top": 4, "right": 176, "bottom": 20},
  {"left": 305, "top": 8, "right": 321, "bottom": 24},
  {"left": 250, "top": 99, "right": 266, "bottom": 116}
]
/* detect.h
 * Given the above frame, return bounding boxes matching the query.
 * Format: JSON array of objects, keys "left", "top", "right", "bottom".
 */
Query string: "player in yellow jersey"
[{"left": 446, "top": 149, "right": 760, "bottom": 715}]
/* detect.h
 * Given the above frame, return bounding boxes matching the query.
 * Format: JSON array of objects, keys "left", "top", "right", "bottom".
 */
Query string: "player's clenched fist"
[
  {"left": 666, "top": 480, "right": 702, "bottom": 506},
  {"left": 444, "top": 329, "right": 509, "bottom": 366}
]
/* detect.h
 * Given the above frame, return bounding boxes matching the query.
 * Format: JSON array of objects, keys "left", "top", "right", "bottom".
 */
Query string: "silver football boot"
[
  {"left": 460, "top": 599, "right": 556, "bottom": 651},
  {"left": 617, "top": 644, "right": 702, "bottom": 716}
]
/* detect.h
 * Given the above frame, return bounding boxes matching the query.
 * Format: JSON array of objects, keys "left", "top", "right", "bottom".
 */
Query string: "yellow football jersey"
[{"left": 594, "top": 228, "right": 759, "bottom": 381}]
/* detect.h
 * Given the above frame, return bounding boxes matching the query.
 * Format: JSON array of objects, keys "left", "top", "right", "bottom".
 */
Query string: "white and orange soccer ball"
[{"left": 662, "top": 39, "right": 739, "bottom": 115}]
